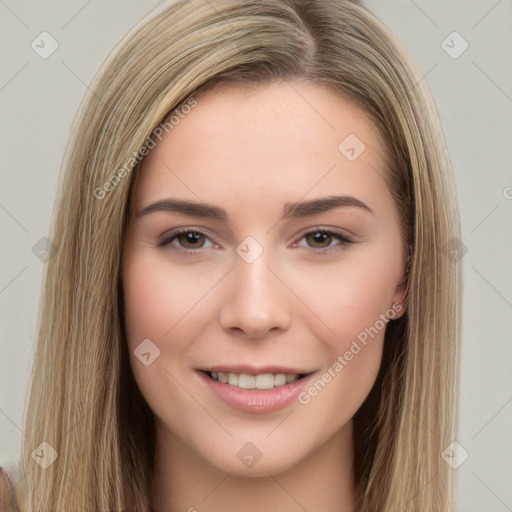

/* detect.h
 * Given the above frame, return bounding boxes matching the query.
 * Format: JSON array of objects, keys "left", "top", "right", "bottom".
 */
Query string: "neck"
[{"left": 151, "top": 421, "right": 357, "bottom": 512}]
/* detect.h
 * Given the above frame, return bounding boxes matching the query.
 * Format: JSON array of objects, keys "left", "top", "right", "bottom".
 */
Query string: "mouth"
[
  {"left": 197, "top": 366, "right": 317, "bottom": 414},
  {"left": 200, "top": 370, "right": 312, "bottom": 391}
]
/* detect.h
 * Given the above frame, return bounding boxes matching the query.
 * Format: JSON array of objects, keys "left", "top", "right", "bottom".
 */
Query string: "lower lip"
[{"left": 197, "top": 371, "right": 314, "bottom": 414}]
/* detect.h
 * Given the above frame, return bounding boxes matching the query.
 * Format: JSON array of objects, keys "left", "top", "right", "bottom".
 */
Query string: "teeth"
[
  {"left": 255, "top": 374, "right": 273, "bottom": 389},
  {"left": 209, "top": 371, "right": 301, "bottom": 389},
  {"left": 238, "top": 374, "right": 255, "bottom": 388},
  {"left": 274, "top": 373, "right": 287, "bottom": 386}
]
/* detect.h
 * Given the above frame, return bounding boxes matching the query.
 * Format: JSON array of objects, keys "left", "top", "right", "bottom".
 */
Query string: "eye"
[
  {"left": 294, "top": 228, "right": 354, "bottom": 252},
  {"left": 157, "top": 228, "right": 216, "bottom": 252},
  {"left": 157, "top": 227, "right": 354, "bottom": 255}
]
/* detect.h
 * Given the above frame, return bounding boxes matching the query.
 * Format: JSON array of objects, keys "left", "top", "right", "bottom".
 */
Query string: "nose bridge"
[
  {"left": 233, "top": 234, "right": 277, "bottom": 296},
  {"left": 218, "top": 239, "right": 291, "bottom": 337},
  {"left": 235, "top": 247, "right": 273, "bottom": 296}
]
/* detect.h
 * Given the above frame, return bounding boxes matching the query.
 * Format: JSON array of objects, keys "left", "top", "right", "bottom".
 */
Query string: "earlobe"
[
  {"left": 391, "top": 244, "right": 412, "bottom": 319},
  {"left": 390, "top": 277, "right": 408, "bottom": 319},
  {"left": 391, "top": 299, "right": 406, "bottom": 320}
]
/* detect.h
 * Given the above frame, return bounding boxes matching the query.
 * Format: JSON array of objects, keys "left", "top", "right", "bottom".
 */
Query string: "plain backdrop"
[{"left": 1, "top": 1, "right": 511, "bottom": 511}]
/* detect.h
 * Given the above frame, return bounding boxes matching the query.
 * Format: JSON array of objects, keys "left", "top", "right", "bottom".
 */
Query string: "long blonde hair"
[{"left": 15, "top": 0, "right": 462, "bottom": 510}]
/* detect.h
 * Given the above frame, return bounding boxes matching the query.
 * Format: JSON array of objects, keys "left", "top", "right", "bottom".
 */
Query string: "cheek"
[
  {"left": 121, "top": 254, "right": 194, "bottom": 405},
  {"left": 123, "top": 260, "right": 173, "bottom": 344},
  {"left": 291, "top": 256, "right": 398, "bottom": 349},
  {"left": 285, "top": 249, "right": 398, "bottom": 411},
  {"left": 121, "top": 254, "right": 208, "bottom": 415},
  {"left": 121, "top": 251, "right": 227, "bottom": 409},
  {"left": 122, "top": 253, "right": 217, "bottom": 344},
  {"left": 295, "top": 262, "right": 391, "bottom": 427}
]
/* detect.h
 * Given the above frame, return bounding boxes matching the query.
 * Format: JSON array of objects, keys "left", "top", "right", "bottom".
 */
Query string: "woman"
[{"left": 3, "top": 0, "right": 463, "bottom": 510}]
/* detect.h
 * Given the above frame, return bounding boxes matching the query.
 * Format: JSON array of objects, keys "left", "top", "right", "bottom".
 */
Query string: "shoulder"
[{"left": 0, "top": 466, "right": 20, "bottom": 512}]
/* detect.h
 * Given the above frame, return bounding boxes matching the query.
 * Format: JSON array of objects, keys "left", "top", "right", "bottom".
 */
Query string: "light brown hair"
[{"left": 14, "top": 1, "right": 462, "bottom": 510}]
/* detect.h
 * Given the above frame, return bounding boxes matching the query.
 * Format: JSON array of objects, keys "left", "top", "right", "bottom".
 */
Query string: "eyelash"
[{"left": 156, "top": 226, "right": 354, "bottom": 255}]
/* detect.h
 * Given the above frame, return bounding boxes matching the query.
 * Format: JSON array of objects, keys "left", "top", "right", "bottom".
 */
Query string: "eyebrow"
[{"left": 135, "top": 195, "right": 374, "bottom": 222}]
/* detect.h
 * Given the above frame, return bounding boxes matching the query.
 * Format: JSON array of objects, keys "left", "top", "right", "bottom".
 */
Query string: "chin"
[{"left": 194, "top": 436, "right": 309, "bottom": 478}]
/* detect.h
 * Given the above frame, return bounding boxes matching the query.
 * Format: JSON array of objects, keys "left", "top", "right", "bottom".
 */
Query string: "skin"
[{"left": 122, "top": 81, "right": 407, "bottom": 512}]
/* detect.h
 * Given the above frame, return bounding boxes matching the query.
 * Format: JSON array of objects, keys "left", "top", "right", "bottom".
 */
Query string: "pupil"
[
  {"left": 310, "top": 232, "right": 330, "bottom": 247},
  {"left": 182, "top": 232, "right": 202, "bottom": 247}
]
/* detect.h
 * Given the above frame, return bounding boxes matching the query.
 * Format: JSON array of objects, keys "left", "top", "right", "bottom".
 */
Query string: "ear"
[
  {"left": 390, "top": 278, "right": 407, "bottom": 319},
  {"left": 390, "top": 244, "right": 411, "bottom": 319}
]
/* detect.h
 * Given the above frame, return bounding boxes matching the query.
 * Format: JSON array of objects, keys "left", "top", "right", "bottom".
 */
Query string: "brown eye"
[
  {"left": 305, "top": 231, "right": 333, "bottom": 248},
  {"left": 157, "top": 229, "right": 215, "bottom": 252},
  {"left": 295, "top": 229, "right": 354, "bottom": 253},
  {"left": 175, "top": 231, "right": 206, "bottom": 249}
]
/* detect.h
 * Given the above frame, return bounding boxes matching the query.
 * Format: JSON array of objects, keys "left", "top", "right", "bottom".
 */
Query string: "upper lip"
[{"left": 199, "top": 365, "right": 315, "bottom": 376}]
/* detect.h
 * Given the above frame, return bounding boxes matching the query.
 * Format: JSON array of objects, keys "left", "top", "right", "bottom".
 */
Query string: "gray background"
[{"left": 1, "top": 1, "right": 511, "bottom": 511}]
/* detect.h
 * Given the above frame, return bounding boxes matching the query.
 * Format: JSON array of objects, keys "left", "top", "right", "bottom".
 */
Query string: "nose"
[{"left": 218, "top": 249, "right": 292, "bottom": 339}]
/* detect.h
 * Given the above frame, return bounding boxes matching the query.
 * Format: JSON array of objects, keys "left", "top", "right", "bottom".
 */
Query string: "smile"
[
  {"left": 198, "top": 369, "right": 315, "bottom": 414},
  {"left": 205, "top": 371, "right": 305, "bottom": 390}
]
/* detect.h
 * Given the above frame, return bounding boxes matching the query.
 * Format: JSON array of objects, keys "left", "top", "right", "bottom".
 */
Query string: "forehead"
[{"left": 132, "top": 82, "right": 392, "bottom": 215}]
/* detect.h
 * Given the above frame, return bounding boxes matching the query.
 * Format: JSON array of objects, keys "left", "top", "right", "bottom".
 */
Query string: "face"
[{"left": 122, "top": 82, "right": 406, "bottom": 477}]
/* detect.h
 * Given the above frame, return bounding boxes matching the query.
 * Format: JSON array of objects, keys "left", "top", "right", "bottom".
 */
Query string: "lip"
[
  {"left": 197, "top": 369, "right": 316, "bottom": 414},
  {"left": 200, "top": 364, "right": 313, "bottom": 375}
]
